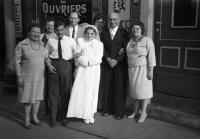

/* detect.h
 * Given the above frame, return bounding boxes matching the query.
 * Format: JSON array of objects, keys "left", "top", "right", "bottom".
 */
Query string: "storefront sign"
[{"left": 41, "top": 0, "right": 92, "bottom": 23}]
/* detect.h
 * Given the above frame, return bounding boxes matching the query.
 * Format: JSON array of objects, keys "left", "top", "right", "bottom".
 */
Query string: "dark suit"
[
  {"left": 100, "top": 27, "right": 128, "bottom": 117},
  {"left": 65, "top": 25, "right": 84, "bottom": 41},
  {"left": 65, "top": 25, "right": 84, "bottom": 75}
]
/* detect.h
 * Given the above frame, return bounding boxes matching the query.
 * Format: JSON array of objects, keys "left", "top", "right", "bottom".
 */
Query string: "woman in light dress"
[
  {"left": 126, "top": 21, "right": 156, "bottom": 123},
  {"left": 15, "top": 24, "right": 47, "bottom": 129},
  {"left": 67, "top": 25, "right": 103, "bottom": 124}
]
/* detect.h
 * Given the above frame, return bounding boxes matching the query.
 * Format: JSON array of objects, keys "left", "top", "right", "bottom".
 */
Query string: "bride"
[{"left": 66, "top": 25, "right": 103, "bottom": 124}]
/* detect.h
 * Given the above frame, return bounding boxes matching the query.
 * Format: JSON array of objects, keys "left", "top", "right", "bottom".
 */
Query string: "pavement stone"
[{"left": 0, "top": 81, "right": 200, "bottom": 139}]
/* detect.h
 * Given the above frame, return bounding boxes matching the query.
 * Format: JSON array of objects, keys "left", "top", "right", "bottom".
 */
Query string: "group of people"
[{"left": 14, "top": 11, "right": 156, "bottom": 129}]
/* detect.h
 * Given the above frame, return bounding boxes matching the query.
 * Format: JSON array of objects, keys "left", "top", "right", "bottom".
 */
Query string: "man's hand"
[
  {"left": 48, "top": 64, "right": 56, "bottom": 74},
  {"left": 112, "top": 59, "right": 118, "bottom": 67},
  {"left": 74, "top": 50, "right": 83, "bottom": 58},
  {"left": 107, "top": 57, "right": 118, "bottom": 68}
]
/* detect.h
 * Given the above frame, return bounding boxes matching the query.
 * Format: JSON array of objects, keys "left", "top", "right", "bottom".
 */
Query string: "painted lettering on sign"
[
  {"left": 40, "top": 0, "right": 92, "bottom": 23},
  {"left": 42, "top": 3, "right": 87, "bottom": 16}
]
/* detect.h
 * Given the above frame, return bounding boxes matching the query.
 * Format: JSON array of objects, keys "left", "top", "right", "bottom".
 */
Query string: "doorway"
[{"left": 154, "top": 0, "right": 200, "bottom": 101}]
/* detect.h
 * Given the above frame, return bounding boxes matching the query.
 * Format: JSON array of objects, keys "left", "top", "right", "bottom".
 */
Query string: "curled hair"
[
  {"left": 28, "top": 23, "right": 41, "bottom": 32},
  {"left": 130, "top": 20, "right": 145, "bottom": 35}
]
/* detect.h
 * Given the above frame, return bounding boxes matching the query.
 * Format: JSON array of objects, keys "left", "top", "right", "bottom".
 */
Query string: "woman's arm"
[
  {"left": 146, "top": 37, "right": 156, "bottom": 80},
  {"left": 74, "top": 39, "right": 89, "bottom": 67},
  {"left": 15, "top": 42, "right": 23, "bottom": 87}
]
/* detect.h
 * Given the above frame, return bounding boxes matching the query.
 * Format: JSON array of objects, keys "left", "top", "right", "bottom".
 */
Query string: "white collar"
[
  {"left": 110, "top": 26, "right": 118, "bottom": 32},
  {"left": 56, "top": 35, "right": 67, "bottom": 40},
  {"left": 70, "top": 25, "right": 78, "bottom": 30}
]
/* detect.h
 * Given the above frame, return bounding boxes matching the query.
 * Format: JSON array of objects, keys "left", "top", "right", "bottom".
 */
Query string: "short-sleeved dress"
[
  {"left": 126, "top": 36, "right": 156, "bottom": 99},
  {"left": 15, "top": 38, "right": 47, "bottom": 103}
]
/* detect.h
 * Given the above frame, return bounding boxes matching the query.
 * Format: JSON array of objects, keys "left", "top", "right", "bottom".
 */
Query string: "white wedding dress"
[{"left": 66, "top": 37, "right": 103, "bottom": 120}]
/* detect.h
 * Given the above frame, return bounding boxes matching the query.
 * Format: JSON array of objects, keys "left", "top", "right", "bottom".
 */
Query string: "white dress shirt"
[
  {"left": 109, "top": 26, "right": 118, "bottom": 39},
  {"left": 46, "top": 35, "right": 76, "bottom": 60},
  {"left": 40, "top": 33, "right": 57, "bottom": 40},
  {"left": 69, "top": 25, "right": 78, "bottom": 39}
]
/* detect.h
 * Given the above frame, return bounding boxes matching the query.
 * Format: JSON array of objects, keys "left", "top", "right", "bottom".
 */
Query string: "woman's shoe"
[
  {"left": 24, "top": 124, "right": 31, "bottom": 129},
  {"left": 138, "top": 113, "right": 147, "bottom": 123},
  {"left": 32, "top": 120, "right": 42, "bottom": 126},
  {"left": 83, "top": 119, "right": 90, "bottom": 124},
  {"left": 24, "top": 119, "right": 31, "bottom": 129},
  {"left": 89, "top": 118, "right": 95, "bottom": 124},
  {"left": 127, "top": 113, "right": 136, "bottom": 119}
]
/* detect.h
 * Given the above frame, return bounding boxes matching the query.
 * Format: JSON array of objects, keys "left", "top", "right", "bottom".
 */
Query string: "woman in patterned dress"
[
  {"left": 15, "top": 24, "right": 47, "bottom": 129},
  {"left": 126, "top": 21, "right": 156, "bottom": 123}
]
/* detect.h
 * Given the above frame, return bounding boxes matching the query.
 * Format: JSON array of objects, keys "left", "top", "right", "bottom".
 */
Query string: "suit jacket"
[
  {"left": 100, "top": 27, "right": 129, "bottom": 64},
  {"left": 65, "top": 25, "right": 84, "bottom": 41}
]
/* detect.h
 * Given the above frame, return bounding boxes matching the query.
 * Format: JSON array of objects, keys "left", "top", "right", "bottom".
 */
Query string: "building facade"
[{"left": 1, "top": 0, "right": 200, "bottom": 114}]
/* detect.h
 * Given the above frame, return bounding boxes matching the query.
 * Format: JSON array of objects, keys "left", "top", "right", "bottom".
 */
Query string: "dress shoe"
[
  {"left": 138, "top": 113, "right": 147, "bottom": 123},
  {"left": 102, "top": 112, "right": 109, "bottom": 116},
  {"left": 127, "top": 113, "right": 136, "bottom": 119}
]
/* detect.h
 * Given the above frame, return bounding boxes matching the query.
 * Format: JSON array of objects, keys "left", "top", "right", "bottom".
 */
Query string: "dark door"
[{"left": 154, "top": 0, "right": 200, "bottom": 100}]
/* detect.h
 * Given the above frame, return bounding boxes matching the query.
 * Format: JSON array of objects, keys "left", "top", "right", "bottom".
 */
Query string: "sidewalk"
[
  {"left": 0, "top": 81, "right": 200, "bottom": 139},
  {"left": 126, "top": 94, "right": 200, "bottom": 129},
  {"left": 148, "top": 103, "right": 200, "bottom": 129},
  {"left": 0, "top": 104, "right": 200, "bottom": 139}
]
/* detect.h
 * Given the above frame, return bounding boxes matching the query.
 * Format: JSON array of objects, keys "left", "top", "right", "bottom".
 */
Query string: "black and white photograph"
[{"left": 0, "top": 0, "right": 200, "bottom": 139}]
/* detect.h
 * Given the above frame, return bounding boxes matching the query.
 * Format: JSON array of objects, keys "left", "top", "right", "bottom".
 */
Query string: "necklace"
[
  {"left": 29, "top": 40, "right": 40, "bottom": 52},
  {"left": 131, "top": 36, "right": 143, "bottom": 48},
  {"left": 134, "top": 35, "right": 143, "bottom": 42}
]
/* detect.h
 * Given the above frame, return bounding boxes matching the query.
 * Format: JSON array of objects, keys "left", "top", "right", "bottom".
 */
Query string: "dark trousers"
[
  {"left": 101, "top": 63, "right": 126, "bottom": 116},
  {"left": 97, "top": 65, "right": 104, "bottom": 111},
  {"left": 48, "top": 59, "right": 72, "bottom": 123},
  {"left": 44, "top": 66, "right": 49, "bottom": 113}
]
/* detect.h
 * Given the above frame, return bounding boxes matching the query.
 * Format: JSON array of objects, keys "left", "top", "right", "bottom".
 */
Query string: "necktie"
[
  {"left": 58, "top": 38, "right": 62, "bottom": 60},
  {"left": 72, "top": 26, "right": 75, "bottom": 38}
]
